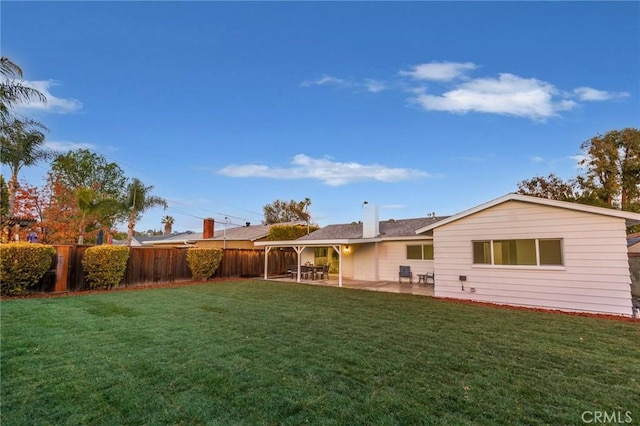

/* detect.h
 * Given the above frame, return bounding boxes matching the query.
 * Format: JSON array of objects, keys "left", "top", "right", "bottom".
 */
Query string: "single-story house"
[
  {"left": 191, "top": 222, "right": 282, "bottom": 249},
  {"left": 256, "top": 193, "right": 640, "bottom": 317}
]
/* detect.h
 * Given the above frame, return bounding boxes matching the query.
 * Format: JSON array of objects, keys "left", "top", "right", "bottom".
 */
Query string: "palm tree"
[
  {"left": 161, "top": 215, "right": 175, "bottom": 235},
  {"left": 1, "top": 56, "right": 47, "bottom": 118},
  {"left": 75, "top": 187, "right": 122, "bottom": 245},
  {"left": 0, "top": 118, "right": 51, "bottom": 215},
  {"left": 125, "top": 178, "right": 168, "bottom": 246}
]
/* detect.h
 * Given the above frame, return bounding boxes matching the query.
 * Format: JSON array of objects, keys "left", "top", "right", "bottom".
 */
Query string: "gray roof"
[
  {"left": 297, "top": 216, "right": 448, "bottom": 241},
  {"left": 137, "top": 231, "right": 197, "bottom": 243},
  {"left": 207, "top": 224, "right": 271, "bottom": 241},
  {"left": 628, "top": 237, "right": 640, "bottom": 247}
]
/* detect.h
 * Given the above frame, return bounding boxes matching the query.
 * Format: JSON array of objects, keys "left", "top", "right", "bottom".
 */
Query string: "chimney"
[
  {"left": 203, "top": 218, "right": 215, "bottom": 239},
  {"left": 362, "top": 203, "right": 379, "bottom": 238}
]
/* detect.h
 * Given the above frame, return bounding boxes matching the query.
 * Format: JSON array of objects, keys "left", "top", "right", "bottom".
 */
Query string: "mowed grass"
[{"left": 1, "top": 280, "right": 639, "bottom": 425}]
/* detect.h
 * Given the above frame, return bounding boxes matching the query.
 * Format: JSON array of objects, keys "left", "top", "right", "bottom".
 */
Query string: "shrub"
[
  {"left": 0, "top": 242, "right": 56, "bottom": 295},
  {"left": 187, "top": 248, "right": 223, "bottom": 281},
  {"left": 268, "top": 224, "right": 320, "bottom": 241},
  {"left": 82, "top": 246, "right": 130, "bottom": 289}
]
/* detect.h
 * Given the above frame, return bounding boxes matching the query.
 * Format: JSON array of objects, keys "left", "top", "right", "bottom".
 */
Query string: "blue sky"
[{"left": 2, "top": 1, "right": 639, "bottom": 233}]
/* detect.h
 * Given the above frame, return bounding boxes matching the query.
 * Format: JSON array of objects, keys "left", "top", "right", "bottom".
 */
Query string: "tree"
[
  {"left": 14, "top": 177, "right": 76, "bottom": 244},
  {"left": 0, "top": 56, "right": 47, "bottom": 119},
  {"left": 0, "top": 118, "right": 51, "bottom": 215},
  {"left": 0, "top": 175, "right": 8, "bottom": 219},
  {"left": 517, "top": 128, "right": 640, "bottom": 217},
  {"left": 577, "top": 128, "right": 640, "bottom": 211},
  {"left": 74, "top": 187, "right": 122, "bottom": 245},
  {"left": 517, "top": 173, "right": 578, "bottom": 201},
  {"left": 48, "top": 149, "right": 129, "bottom": 243},
  {"left": 50, "top": 149, "right": 126, "bottom": 198},
  {"left": 263, "top": 198, "right": 312, "bottom": 224},
  {"left": 161, "top": 215, "right": 175, "bottom": 235},
  {"left": 124, "top": 178, "right": 168, "bottom": 246}
]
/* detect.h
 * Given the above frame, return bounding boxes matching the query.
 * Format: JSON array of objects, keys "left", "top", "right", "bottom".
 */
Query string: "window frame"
[
  {"left": 406, "top": 243, "right": 434, "bottom": 261},
  {"left": 472, "top": 238, "right": 564, "bottom": 269}
]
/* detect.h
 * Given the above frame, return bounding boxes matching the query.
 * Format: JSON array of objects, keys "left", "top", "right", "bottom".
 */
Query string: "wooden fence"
[{"left": 36, "top": 246, "right": 297, "bottom": 292}]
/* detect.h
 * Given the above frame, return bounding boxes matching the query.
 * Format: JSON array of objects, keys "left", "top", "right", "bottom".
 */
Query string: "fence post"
[{"left": 54, "top": 245, "right": 71, "bottom": 292}]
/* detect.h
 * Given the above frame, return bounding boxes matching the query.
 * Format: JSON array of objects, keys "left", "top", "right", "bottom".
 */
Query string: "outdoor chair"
[
  {"left": 399, "top": 265, "right": 413, "bottom": 283},
  {"left": 287, "top": 265, "right": 297, "bottom": 279},
  {"left": 418, "top": 272, "right": 435, "bottom": 285},
  {"left": 315, "top": 264, "right": 329, "bottom": 280},
  {"left": 300, "top": 265, "right": 311, "bottom": 280}
]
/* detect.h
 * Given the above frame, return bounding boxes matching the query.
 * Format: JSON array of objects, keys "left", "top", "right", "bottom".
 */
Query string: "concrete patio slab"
[{"left": 266, "top": 276, "right": 434, "bottom": 297}]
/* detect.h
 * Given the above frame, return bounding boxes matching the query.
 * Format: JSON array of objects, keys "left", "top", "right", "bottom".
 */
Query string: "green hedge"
[
  {"left": 82, "top": 246, "right": 130, "bottom": 289},
  {"left": 0, "top": 243, "right": 56, "bottom": 295},
  {"left": 186, "top": 248, "right": 223, "bottom": 281},
  {"left": 267, "top": 224, "right": 319, "bottom": 241}
]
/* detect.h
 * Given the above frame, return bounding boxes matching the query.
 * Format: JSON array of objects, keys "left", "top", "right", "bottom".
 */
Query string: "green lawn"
[{"left": 1, "top": 280, "right": 639, "bottom": 425}]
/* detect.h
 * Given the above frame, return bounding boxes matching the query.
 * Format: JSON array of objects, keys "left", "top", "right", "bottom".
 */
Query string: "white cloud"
[
  {"left": 569, "top": 154, "right": 589, "bottom": 169},
  {"left": 531, "top": 156, "right": 545, "bottom": 163},
  {"left": 399, "top": 61, "right": 477, "bottom": 82},
  {"left": 302, "top": 61, "right": 630, "bottom": 121},
  {"left": 364, "top": 79, "right": 386, "bottom": 93},
  {"left": 13, "top": 80, "right": 82, "bottom": 113},
  {"left": 411, "top": 73, "right": 576, "bottom": 120},
  {"left": 46, "top": 140, "right": 96, "bottom": 152},
  {"left": 300, "top": 75, "right": 347, "bottom": 88},
  {"left": 573, "top": 86, "right": 630, "bottom": 101},
  {"left": 218, "top": 154, "right": 429, "bottom": 186},
  {"left": 301, "top": 75, "right": 387, "bottom": 93}
]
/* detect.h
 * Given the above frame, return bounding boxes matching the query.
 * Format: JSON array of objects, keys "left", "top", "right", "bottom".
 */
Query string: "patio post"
[
  {"left": 332, "top": 245, "right": 342, "bottom": 287},
  {"left": 263, "top": 246, "right": 271, "bottom": 280}
]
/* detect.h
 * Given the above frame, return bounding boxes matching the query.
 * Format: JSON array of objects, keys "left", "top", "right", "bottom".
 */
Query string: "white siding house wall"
[
  {"left": 374, "top": 241, "right": 435, "bottom": 282},
  {"left": 432, "top": 201, "right": 634, "bottom": 316},
  {"left": 351, "top": 244, "right": 377, "bottom": 281}
]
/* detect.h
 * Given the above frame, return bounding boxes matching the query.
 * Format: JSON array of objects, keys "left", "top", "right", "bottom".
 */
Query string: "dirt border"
[{"left": 435, "top": 296, "right": 640, "bottom": 323}]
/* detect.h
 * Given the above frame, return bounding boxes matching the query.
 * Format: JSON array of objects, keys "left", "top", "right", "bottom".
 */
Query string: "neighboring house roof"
[
  {"left": 204, "top": 224, "right": 271, "bottom": 242},
  {"left": 628, "top": 237, "right": 640, "bottom": 248},
  {"left": 415, "top": 192, "right": 640, "bottom": 234},
  {"left": 139, "top": 231, "right": 199, "bottom": 245},
  {"left": 190, "top": 222, "right": 303, "bottom": 243}
]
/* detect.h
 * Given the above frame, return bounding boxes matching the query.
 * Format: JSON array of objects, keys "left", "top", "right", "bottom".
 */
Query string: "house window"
[
  {"left": 473, "top": 241, "right": 491, "bottom": 264},
  {"left": 407, "top": 244, "right": 434, "bottom": 260},
  {"left": 539, "top": 239, "right": 563, "bottom": 265},
  {"left": 314, "top": 248, "right": 328, "bottom": 257},
  {"left": 472, "top": 239, "right": 563, "bottom": 266}
]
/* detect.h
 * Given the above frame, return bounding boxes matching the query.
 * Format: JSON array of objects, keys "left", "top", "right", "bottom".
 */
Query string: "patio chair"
[
  {"left": 287, "top": 265, "right": 297, "bottom": 279},
  {"left": 300, "top": 265, "right": 311, "bottom": 280},
  {"left": 418, "top": 272, "right": 435, "bottom": 285},
  {"left": 315, "top": 264, "right": 329, "bottom": 280},
  {"left": 399, "top": 265, "right": 413, "bottom": 283}
]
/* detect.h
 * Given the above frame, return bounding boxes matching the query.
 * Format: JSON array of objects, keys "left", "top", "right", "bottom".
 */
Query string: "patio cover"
[{"left": 254, "top": 238, "right": 381, "bottom": 287}]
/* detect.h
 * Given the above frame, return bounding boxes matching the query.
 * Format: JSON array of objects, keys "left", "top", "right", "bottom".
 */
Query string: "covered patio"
[{"left": 257, "top": 240, "right": 364, "bottom": 287}]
